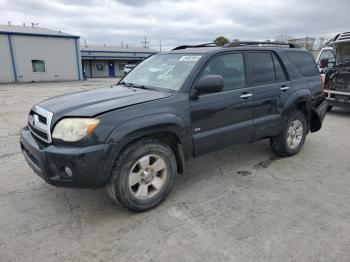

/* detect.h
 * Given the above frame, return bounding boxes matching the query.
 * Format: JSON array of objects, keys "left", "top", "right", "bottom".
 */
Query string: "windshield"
[
  {"left": 336, "top": 43, "right": 350, "bottom": 65},
  {"left": 121, "top": 53, "right": 202, "bottom": 90}
]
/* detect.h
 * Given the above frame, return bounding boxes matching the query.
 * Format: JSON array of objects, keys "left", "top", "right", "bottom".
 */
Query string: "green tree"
[{"left": 213, "top": 36, "right": 230, "bottom": 46}]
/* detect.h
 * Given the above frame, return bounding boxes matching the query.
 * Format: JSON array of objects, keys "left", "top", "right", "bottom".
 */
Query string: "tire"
[
  {"left": 106, "top": 138, "right": 177, "bottom": 212},
  {"left": 327, "top": 106, "right": 333, "bottom": 112},
  {"left": 270, "top": 111, "right": 308, "bottom": 157}
]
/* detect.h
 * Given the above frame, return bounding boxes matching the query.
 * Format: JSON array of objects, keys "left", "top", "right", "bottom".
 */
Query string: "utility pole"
[
  {"left": 159, "top": 39, "right": 162, "bottom": 52},
  {"left": 84, "top": 40, "right": 87, "bottom": 48},
  {"left": 141, "top": 36, "right": 150, "bottom": 49}
]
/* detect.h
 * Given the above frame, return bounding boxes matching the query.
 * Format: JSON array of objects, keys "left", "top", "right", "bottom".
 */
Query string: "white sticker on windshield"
[{"left": 179, "top": 56, "right": 201, "bottom": 62}]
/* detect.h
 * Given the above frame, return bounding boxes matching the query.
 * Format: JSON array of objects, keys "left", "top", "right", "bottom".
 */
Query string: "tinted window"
[
  {"left": 200, "top": 53, "right": 245, "bottom": 91},
  {"left": 285, "top": 51, "right": 319, "bottom": 77},
  {"left": 249, "top": 52, "right": 275, "bottom": 84},
  {"left": 272, "top": 53, "right": 286, "bottom": 82}
]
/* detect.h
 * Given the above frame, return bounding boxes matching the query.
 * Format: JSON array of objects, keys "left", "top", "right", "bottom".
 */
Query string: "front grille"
[
  {"left": 38, "top": 114, "right": 47, "bottom": 124},
  {"left": 28, "top": 123, "right": 49, "bottom": 140},
  {"left": 28, "top": 105, "right": 53, "bottom": 143}
]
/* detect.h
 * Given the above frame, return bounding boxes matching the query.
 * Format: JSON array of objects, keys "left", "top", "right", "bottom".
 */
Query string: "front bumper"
[
  {"left": 324, "top": 89, "right": 350, "bottom": 108},
  {"left": 20, "top": 127, "right": 115, "bottom": 188}
]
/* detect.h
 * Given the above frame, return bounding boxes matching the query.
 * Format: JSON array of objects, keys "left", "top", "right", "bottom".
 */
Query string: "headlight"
[{"left": 52, "top": 118, "right": 100, "bottom": 142}]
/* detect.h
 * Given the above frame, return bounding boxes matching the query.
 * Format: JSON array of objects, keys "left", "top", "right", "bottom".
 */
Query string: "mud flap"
[{"left": 310, "top": 98, "right": 328, "bottom": 133}]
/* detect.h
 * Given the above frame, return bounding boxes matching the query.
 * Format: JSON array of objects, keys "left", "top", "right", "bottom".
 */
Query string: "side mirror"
[
  {"left": 319, "top": 58, "right": 329, "bottom": 69},
  {"left": 193, "top": 75, "right": 224, "bottom": 96}
]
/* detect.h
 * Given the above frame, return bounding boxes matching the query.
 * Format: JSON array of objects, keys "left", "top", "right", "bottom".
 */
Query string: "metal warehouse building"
[
  {"left": 81, "top": 45, "right": 156, "bottom": 78},
  {"left": 0, "top": 25, "right": 82, "bottom": 83}
]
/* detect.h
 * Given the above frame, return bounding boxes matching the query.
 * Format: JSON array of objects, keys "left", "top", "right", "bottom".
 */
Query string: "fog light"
[{"left": 64, "top": 166, "right": 73, "bottom": 177}]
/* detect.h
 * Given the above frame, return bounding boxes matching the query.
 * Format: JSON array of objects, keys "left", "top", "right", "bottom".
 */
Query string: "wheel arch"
[
  {"left": 106, "top": 113, "right": 192, "bottom": 177},
  {"left": 282, "top": 89, "right": 313, "bottom": 130}
]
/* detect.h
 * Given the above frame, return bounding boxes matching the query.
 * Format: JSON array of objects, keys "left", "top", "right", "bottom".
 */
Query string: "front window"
[
  {"left": 199, "top": 53, "right": 245, "bottom": 91},
  {"left": 121, "top": 53, "right": 202, "bottom": 90},
  {"left": 336, "top": 43, "right": 350, "bottom": 65},
  {"left": 96, "top": 63, "right": 104, "bottom": 71}
]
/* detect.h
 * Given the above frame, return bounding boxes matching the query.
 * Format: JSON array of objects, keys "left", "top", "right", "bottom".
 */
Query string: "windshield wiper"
[{"left": 120, "top": 81, "right": 156, "bottom": 90}]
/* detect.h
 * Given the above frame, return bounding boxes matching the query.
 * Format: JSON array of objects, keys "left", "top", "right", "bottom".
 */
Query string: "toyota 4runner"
[{"left": 20, "top": 41, "right": 328, "bottom": 211}]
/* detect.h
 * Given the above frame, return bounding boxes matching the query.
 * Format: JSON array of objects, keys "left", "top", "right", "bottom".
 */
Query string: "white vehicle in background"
[
  {"left": 316, "top": 47, "right": 335, "bottom": 72},
  {"left": 123, "top": 64, "right": 137, "bottom": 75}
]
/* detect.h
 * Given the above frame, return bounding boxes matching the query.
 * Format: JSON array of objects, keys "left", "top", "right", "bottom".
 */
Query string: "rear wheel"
[
  {"left": 270, "top": 111, "right": 307, "bottom": 157},
  {"left": 106, "top": 138, "right": 177, "bottom": 212}
]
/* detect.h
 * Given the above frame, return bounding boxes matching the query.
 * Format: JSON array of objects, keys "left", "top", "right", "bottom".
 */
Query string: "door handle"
[
  {"left": 240, "top": 93, "right": 253, "bottom": 99},
  {"left": 280, "top": 86, "right": 290, "bottom": 91}
]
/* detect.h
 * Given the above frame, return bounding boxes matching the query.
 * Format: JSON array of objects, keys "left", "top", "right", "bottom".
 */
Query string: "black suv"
[{"left": 20, "top": 41, "right": 327, "bottom": 211}]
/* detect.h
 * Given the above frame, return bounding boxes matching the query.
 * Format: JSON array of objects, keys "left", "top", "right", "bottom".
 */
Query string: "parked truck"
[{"left": 319, "top": 32, "right": 350, "bottom": 110}]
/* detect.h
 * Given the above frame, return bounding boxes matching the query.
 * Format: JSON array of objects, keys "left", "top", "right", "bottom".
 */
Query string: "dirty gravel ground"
[{"left": 0, "top": 79, "right": 350, "bottom": 262}]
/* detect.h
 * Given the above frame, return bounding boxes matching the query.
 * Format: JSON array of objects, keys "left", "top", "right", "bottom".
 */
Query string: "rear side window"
[
  {"left": 285, "top": 51, "right": 319, "bottom": 77},
  {"left": 272, "top": 53, "right": 286, "bottom": 82},
  {"left": 248, "top": 52, "right": 275, "bottom": 85}
]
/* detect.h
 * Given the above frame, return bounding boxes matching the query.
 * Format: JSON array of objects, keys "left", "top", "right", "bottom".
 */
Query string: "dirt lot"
[{"left": 1, "top": 79, "right": 350, "bottom": 262}]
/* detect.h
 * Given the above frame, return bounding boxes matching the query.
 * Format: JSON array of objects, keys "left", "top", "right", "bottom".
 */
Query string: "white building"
[
  {"left": 81, "top": 45, "right": 156, "bottom": 78},
  {"left": 0, "top": 25, "right": 82, "bottom": 83}
]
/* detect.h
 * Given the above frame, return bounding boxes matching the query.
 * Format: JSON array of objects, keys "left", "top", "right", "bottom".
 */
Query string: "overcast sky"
[{"left": 1, "top": 0, "right": 349, "bottom": 50}]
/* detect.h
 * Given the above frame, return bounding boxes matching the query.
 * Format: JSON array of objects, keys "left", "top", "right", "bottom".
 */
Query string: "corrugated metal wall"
[
  {"left": 11, "top": 35, "right": 79, "bottom": 82},
  {"left": 0, "top": 35, "right": 15, "bottom": 83},
  {"left": 0, "top": 34, "right": 82, "bottom": 83}
]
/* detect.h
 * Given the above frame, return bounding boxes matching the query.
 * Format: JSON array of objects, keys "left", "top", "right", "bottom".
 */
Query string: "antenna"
[{"left": 141, "top": 36, "right": 150, "bottom": 48}]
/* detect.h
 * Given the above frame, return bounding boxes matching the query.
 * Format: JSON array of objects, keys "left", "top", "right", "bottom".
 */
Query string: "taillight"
[{"left": 320, "top": 74, "right": 325, "bottom": 96}]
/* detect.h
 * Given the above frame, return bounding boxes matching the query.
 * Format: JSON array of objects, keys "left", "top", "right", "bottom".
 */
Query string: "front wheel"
[
  {"left": 270, "top": 111, "right": 307, "bottom": 157},
  {"left": 106, "top": 138, "right": 177, "bottom": 212}
]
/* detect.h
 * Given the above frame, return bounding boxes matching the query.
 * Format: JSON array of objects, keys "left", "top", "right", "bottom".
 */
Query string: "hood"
[{"left": 38, "top": 85, "right": 172, "bottom": 120}]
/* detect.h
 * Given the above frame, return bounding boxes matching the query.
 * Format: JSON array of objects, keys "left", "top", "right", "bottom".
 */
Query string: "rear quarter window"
[{"left": 285, "top": 51, "right": 319, "bottom": 77}]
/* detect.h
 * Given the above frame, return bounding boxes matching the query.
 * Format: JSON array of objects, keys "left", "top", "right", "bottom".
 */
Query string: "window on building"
[
  {"left": 119, "top": 63, "right": 126, "bottom": 70},
  {"left": 199, "top": 53, "right": 245, "bottom": 91},
  {"left": 32, "top": 60, "right": 45, "bottom": 73},
  {"left": 248, "top": 52, "right": 275, "bottom": 85},
  {"left": 96, "top": 64, "right": 104, "bottom": 71}
]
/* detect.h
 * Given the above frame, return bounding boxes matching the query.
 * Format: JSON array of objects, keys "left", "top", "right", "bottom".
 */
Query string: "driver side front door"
[{"left": 190, "top": 52, "right": 255, "bottom": 156}]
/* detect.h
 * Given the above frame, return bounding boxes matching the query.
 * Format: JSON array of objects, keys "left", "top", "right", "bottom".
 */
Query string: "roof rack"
[
  {"left": 225, "top": 40, "right": 297, "bottom": 48},
  {"left": 172, "top": 42, "right": 217, "bottom": 50}
]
